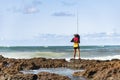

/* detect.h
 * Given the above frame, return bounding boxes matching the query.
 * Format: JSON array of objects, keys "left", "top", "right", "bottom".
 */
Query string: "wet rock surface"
[
  {"left": 71, "top": 59, "right": 120, "bottom": 80},
  {"left": 0, "top": 55, "right": 120, "bottom": 80},
  {"left": 0, "top": 56, "right": 70, "bottom": 80},
  {"left": 37, "top": 72, "right": 71, "bottom": 80}
]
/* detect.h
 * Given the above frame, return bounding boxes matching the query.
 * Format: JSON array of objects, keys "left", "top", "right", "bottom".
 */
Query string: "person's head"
[{"left": 74, "top": 34, "right": 78, "bottom": 37}]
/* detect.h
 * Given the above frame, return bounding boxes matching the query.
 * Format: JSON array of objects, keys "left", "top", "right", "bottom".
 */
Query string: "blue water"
[{"left": 0, "top": 45, "right": 120, "bottom": 60}]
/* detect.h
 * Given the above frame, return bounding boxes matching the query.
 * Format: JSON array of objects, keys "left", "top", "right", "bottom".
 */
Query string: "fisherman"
[{"left": 71, "top": 34, "right": 80, "bottom": 59}]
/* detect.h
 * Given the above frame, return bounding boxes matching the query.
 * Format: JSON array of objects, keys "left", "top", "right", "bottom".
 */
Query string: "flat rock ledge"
[
  {"left": 0, "top": 72, "right": 70, "bottom": 80},
  {"left": 71, "top": 59, "right": 120, "bottom": 80},
  {"left": 0, "top": 55, "right": 120, "bottom": 80}
]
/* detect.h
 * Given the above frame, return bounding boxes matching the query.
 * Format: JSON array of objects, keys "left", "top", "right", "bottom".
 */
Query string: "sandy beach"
[{"left": 0, "top": 55, "right": 120, "bottom": 80}]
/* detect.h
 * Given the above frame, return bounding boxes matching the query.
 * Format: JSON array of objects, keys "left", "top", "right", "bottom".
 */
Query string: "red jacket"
[{"left": 73, "top": 37, "right": 79, "bottom": 43}]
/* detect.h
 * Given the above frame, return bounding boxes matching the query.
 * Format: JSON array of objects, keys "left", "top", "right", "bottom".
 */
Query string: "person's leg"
[
  {"left": 78, "top": 48, "right": 80, "bottom": 59},
  {"left": 74, "top": 48, "right": 76, "bottom": 59}
]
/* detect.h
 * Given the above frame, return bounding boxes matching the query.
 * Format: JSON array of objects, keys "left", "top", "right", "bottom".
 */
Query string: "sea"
[
  {"left": 0, "top": 45, "right": 120, "bottom": 60},
  {"left": 1, "top": 45, "right": 120, "bottom": 80}
]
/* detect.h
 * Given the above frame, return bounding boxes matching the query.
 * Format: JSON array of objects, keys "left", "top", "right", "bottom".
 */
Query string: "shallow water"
[{"left": 21, "top": 68, "right": 86, "bottom": 80}]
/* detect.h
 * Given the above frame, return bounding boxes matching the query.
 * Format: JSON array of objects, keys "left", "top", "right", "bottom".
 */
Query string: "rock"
[
  {"left": 0, "top": 56, "right": 120, "bottom": 80},
  {"left": 37, "top": 72, "right": 71, "bottom": 80},
  {"left": 0, "top": 73, "right": 38, "bottom": 80},
  {"left": 0, "top": 55, "right": 4, "bottom": 59},
  {"left": 72, "top": 59, "right": 120, "bottom": 80}
]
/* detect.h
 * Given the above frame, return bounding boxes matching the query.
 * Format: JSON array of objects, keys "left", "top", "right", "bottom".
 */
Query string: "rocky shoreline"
[{"left": 0, "top": 55, "right": 120, "bottom": 80}]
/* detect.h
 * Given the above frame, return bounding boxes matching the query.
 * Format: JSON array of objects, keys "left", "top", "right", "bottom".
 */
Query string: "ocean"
[{"left": 0, "top": 45, "right": 120, "bottom": 60}]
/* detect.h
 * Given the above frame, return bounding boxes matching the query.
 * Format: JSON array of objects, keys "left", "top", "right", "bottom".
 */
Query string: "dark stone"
[
  {"left": 0, "top": 55, "right": 4, "bottom": 59},
  {"left": 0, "top": 55, "right": 120, "bottom": 80},
  {"left": 32, "top": 74, "right": 38, "bottom": 80}
]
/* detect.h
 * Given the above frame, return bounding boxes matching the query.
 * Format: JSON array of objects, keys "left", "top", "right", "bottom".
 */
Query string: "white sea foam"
[
  {"left": 0, "top": 52, "right": 68, "bottom": 59},
  {"left": 82, "top": 55, "right": 120, "bottom": 60},
  {"left": 1, "top": 51, "right": 120, "bottom": 61}
]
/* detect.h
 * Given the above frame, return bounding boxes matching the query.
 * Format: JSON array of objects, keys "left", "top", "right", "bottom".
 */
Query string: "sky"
[{"left": 0, "top": 0, "right": 120, "bottom": 46}]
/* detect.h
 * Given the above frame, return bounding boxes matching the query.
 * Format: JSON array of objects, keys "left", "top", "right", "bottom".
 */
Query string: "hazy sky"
[{"left": 0, "top": 0, "right": 120, "bottom": 40}]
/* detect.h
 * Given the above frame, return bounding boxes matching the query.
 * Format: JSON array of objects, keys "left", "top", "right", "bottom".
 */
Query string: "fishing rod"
[{"left": 76, "top": 9, "right": 79, "bottom": 34}]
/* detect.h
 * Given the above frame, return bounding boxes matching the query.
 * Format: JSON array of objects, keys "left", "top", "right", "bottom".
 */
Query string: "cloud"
[
  {"left": 1, "top": 33, "right": 120, "bottom": 46},
  {"left": 32, "top": 0, "right": 42, "bottom": 6},
  {"left": 10, "top": 6, "right": 40, "bottom": 14},
  {"left": 7, "top": 0, "right": 42, "bottom": 14},
  {"left": 52, "top": 12, "right": 75, "bottom": 17},
  {"left": 22, "top": 0, "right": 42, "bottom": 14},
  {"left": 23, "top": 6, "right": 39, "bottom": 14},
  {"left": 61, "top": 1, "right": 77, "bottom": 6},
  {"left": 23, "top": 0, "right": 42, "bottom": 14}
]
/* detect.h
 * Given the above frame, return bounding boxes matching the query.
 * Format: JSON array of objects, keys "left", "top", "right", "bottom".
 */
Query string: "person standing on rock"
[{"left": 71, "top": 34, "right": 80, "bottom": 59}]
